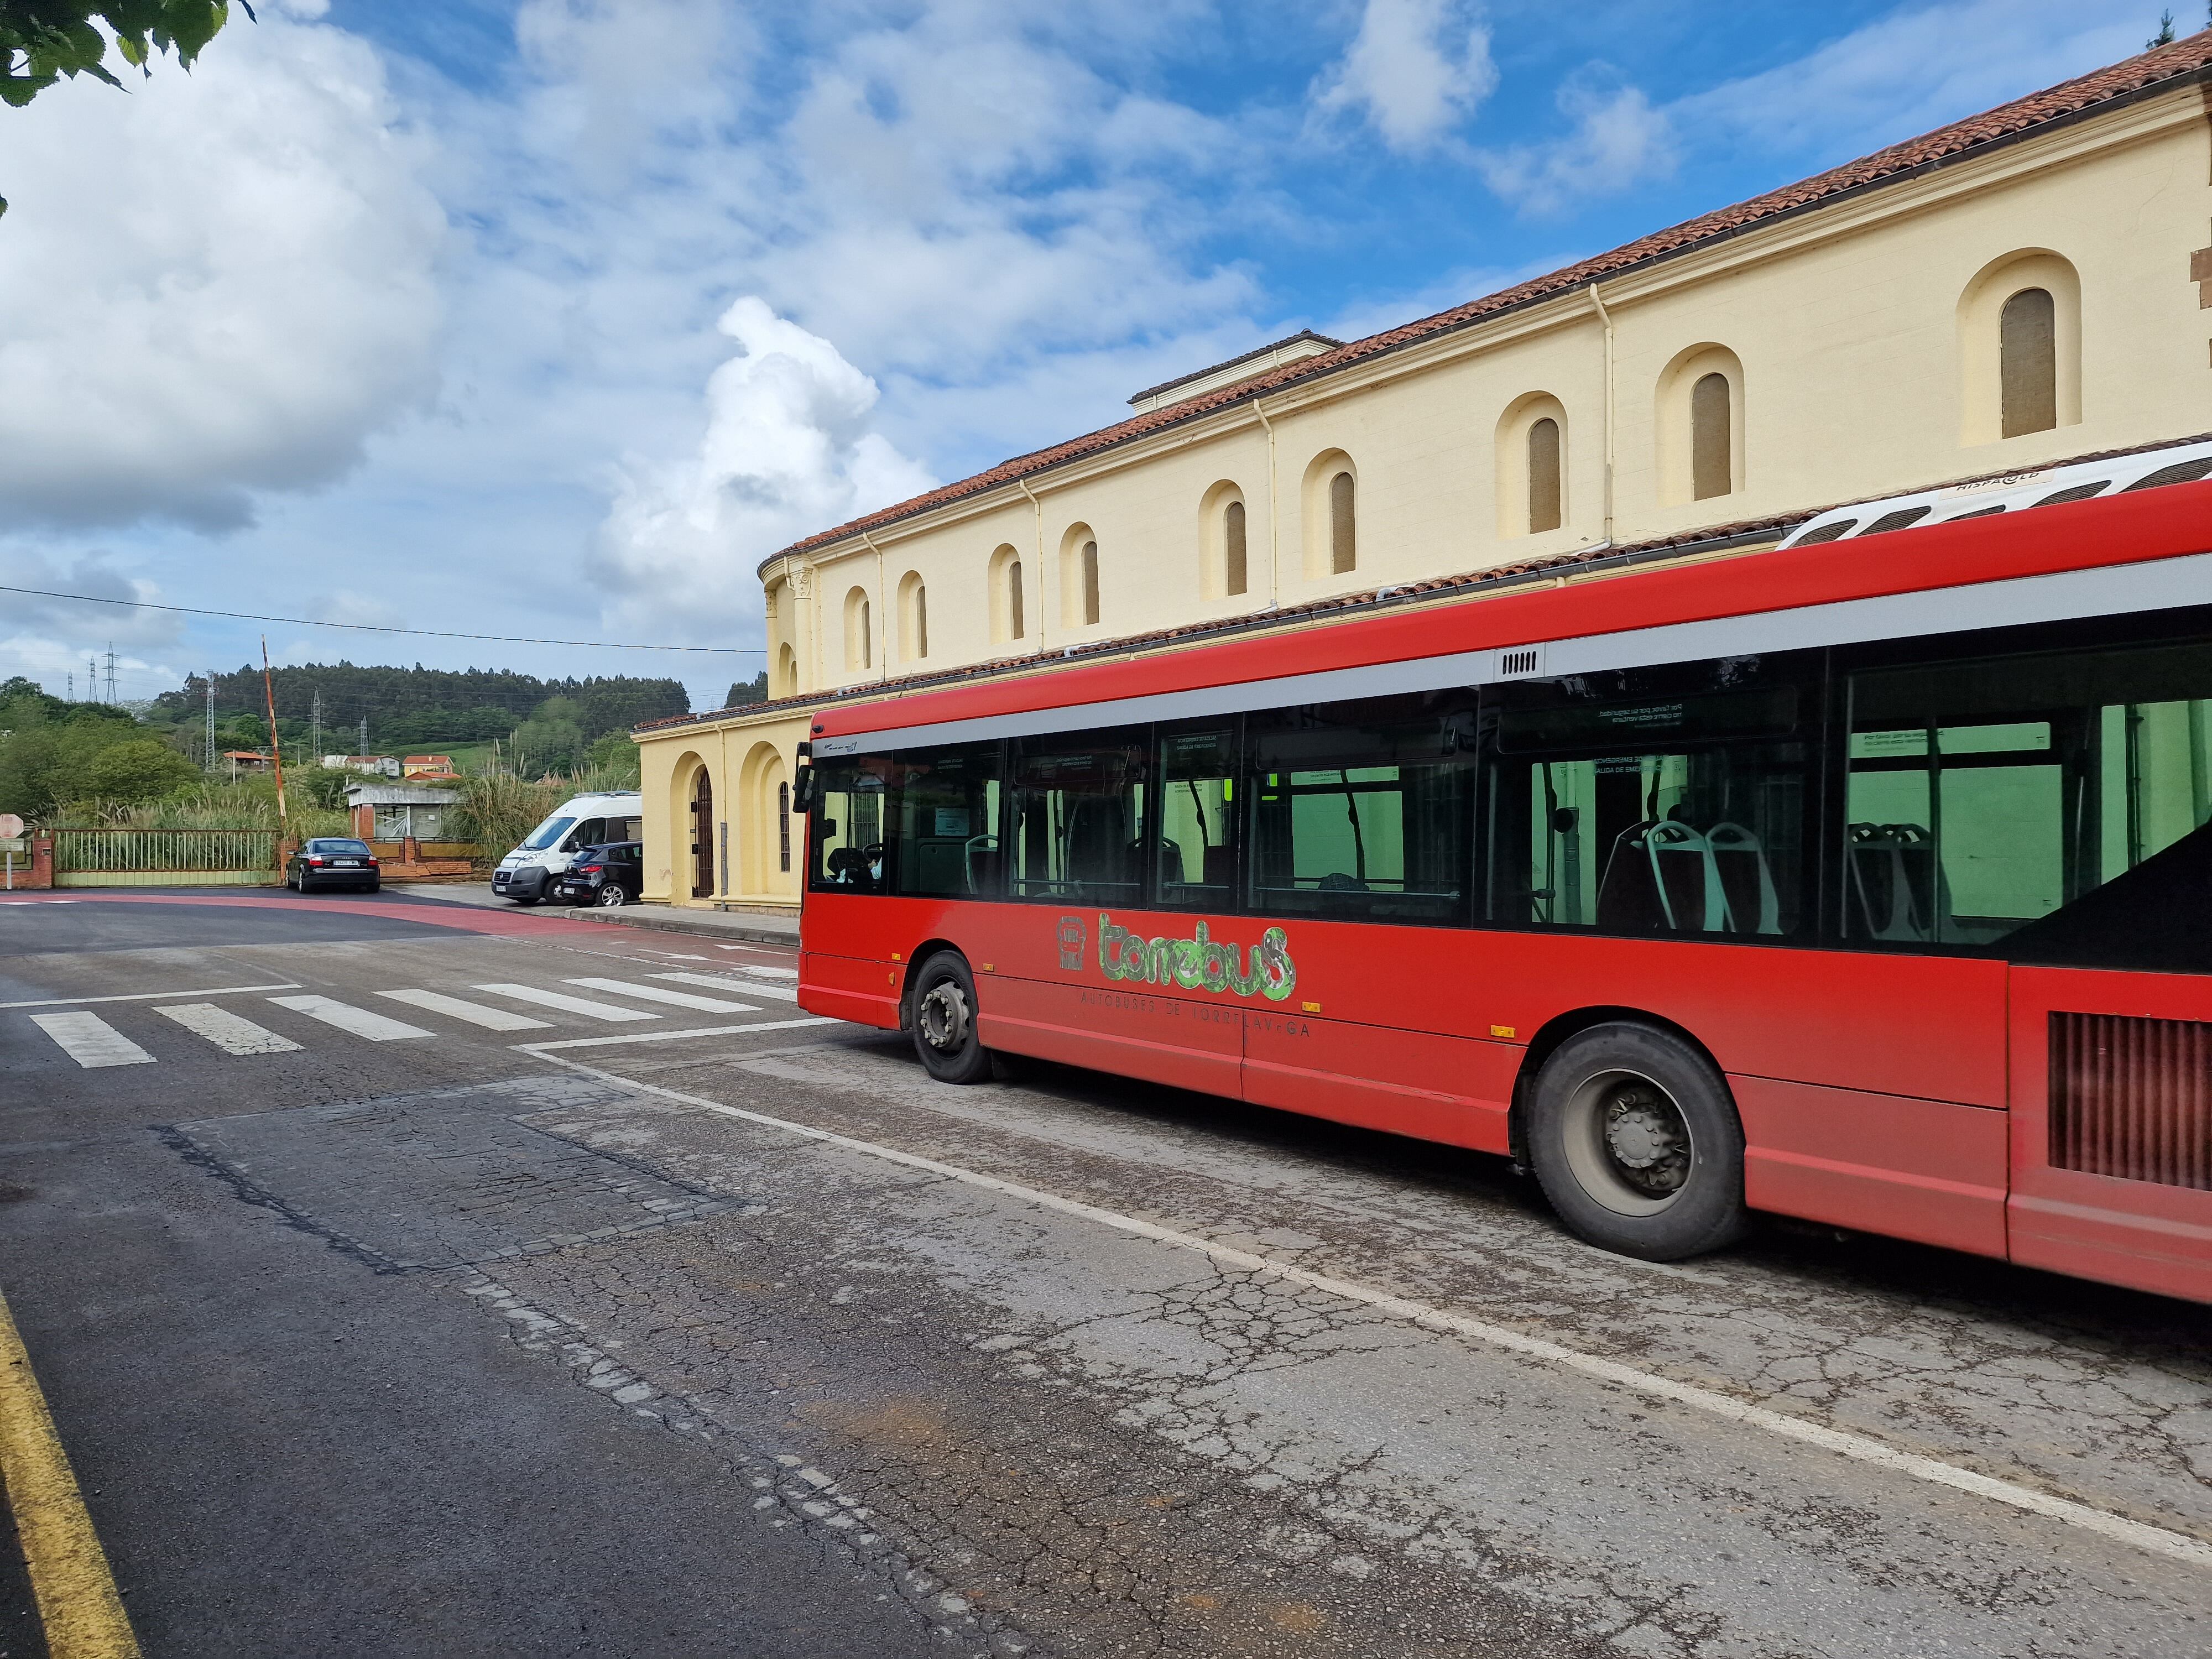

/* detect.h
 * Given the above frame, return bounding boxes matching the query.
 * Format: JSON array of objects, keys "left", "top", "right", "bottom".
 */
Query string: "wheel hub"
[
  {"left": 1604, "top": 1087, "right": 1689, "bottom": 1194},
  {"left": 918, "top": 981, "right": 969, "bottom": 1051}
]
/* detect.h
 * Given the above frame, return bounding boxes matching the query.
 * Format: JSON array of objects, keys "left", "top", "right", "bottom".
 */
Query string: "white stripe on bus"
[
  {"left": 27, "top": 1011, "right": 154, "bottom": 1068},
  {"left": 819, "top": 549, "right": 2212, "bottom": 754}
]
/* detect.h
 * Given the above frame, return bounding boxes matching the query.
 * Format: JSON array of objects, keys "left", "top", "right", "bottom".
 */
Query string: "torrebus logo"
[{"left": 1090, "top": 913, "right": 1297, "bottom": 1001}]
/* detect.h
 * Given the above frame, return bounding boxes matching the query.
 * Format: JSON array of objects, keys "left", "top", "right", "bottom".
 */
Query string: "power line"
[{"left": 0, "top": 584, "right": 764, "bottom": 655}]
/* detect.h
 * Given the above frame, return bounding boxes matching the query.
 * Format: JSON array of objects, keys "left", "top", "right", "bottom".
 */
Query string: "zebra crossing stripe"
[
  {"left": 649, "top": 972, "right": 798, "bottom": 1004},
  {"left": 267, "top": 995, "right": 431, "bottom": 1041},
  {"left": 564, "top": 977, "right": 758, "bottom": 1014},
  {"left": 379, "top": 989, "right": 552, "bottom": 1031},
  {"left": 157, "top": 1003, "right": 302, "bottom": 1055},
  {"left": 472, "top": 984, "right": 659, "bottom": 1023},
  {"left": 27, "top": 1011, "right": 153, "bottom": 1068}
]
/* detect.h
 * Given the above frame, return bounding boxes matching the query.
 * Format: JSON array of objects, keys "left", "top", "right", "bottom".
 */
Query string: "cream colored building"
[{"left": 636, "top": 34, "right": 2212, "bottom": 911}]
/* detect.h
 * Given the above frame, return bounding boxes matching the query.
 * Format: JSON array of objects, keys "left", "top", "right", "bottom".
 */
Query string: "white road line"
[
  {"left": 0, "top": 982, "right": 300, "bottom": 1010},
  {"left": 635, "top": 950, "right": 713, "bottom": 961},
  {"left": 267, "top": 995, "right": 432, "bottom": 1041},
  {"left": 27, "top": 1011, "right": 154, "bottom": 1068},
  {"left": 156, "top": 1003, "right": 302, "bottom": 1055},
  {"left": 565, "top": 977, "right": 758, "bottom": 1014},
  {"left": 728, "top": 964, "right": 798, "bottom": 980},
  {"left": 650, "top": 972, "right": 798, "bottom": 1004},
  {"left": 535, "top": 1047, "right": 2212, "bottom": 1573},
  {"left": 379, "top": 989, "right": 554, "bottom": 1031},
  {"left": 473, "top": 983, "right": 660, "bottom": 1022},
  {"left": 520, "top": 1017, "right": 832, "bottom": 1052}
]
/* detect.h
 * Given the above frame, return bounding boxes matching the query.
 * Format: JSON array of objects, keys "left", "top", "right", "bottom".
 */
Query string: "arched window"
[
  {"left": 843, "top": 586, "right": 872, "bottom": 674},
  {"left": 1958, "top": 253, "right": 2079, "bottom": 444},
  {"left": 777, "top": 780, "right": 791, "bottom": 872},
  {"left": 1328, "top": 470, "right": 1356, "bottom": 573},
  {"left": 898, "top": 571, "right": 928, "bottom": 661},
  {"left": 1527, "top": 418, "right": 1562, "bottom": 533},
  {"left": 1199, "top": 482, "right": 1248, "bottom": 600},
  {"left": 988, "top": 542, "right": 1025, "bottom": 644},
  {"left": 2000, "top": 287, "right": 2058, "bottom": 438},
  {"left": 1224, "top": 500, "right": 1248, "bottom": 596},
  {"left": 1691, "top": 373, "right": 1732, "bottom": 501},
  {"left": 1060, "top": 524, "right": 1102, "bottom": 627},
  {"left": 776, "top": 643, "right": 797, "bottom": 697}
]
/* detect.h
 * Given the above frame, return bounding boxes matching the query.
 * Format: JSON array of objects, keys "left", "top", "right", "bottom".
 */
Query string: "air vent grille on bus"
[
  {"left": 1496, "top": 646, "right": 1543, "bottom": 677},
  {"left": 2049, "top": 1011, "right": 2212, "bottom": 1192}
]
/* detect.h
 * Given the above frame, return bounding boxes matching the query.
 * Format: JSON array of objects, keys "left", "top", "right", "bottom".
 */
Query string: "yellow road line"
[{"left": 0, "top": 1285, "right": 140, "bottom": 1658}]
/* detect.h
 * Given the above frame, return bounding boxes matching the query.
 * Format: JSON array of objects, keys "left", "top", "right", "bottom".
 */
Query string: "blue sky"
[{"left": 0, "top": 0, "right": 2174, "bottom": 714}]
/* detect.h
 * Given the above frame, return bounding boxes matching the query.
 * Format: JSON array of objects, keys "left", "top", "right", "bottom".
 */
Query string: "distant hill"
[{"left": 152, "top": 664, "right": 690, "bottom": 749}]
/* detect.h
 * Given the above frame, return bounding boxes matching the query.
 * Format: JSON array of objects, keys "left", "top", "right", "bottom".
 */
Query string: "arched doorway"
[
  {"left": 690, "top": 766, "right": 716, "bottom": 899},
  {"left": 738, "top": 741, "right": 792, "bottom": 896}
]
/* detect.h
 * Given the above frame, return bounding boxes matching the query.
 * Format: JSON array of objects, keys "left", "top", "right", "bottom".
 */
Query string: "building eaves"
[
  {"left": 1124, "top": 330, "right": 1344, "bottom": 407},
  {"left": 755, "top": 31, "right": 2212, "bottom": 582},
  {"left": 665, "top": 426, "right": 2212, "bottom": 740}
]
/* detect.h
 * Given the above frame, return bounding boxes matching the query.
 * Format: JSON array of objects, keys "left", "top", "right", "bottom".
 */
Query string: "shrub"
[{"left": 82, "top": 740, "right": 201, "bottom": 806}]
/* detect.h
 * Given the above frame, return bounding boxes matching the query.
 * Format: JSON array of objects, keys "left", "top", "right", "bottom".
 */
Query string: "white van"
[{"left": 491, "top": 791, "right": 644, "bottom": 905}]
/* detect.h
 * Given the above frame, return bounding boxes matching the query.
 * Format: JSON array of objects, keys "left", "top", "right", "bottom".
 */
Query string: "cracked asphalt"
[{"left": 2, "top": 891, "right": 2208, "bottom": 1657}]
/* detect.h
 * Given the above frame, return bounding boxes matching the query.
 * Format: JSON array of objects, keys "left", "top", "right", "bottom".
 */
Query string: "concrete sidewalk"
[{"left": 396, "top": 883, "right": 798, "bottom": 946}]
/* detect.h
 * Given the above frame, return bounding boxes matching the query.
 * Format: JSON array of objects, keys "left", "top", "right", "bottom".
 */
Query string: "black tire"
[
  {"left": 1527, "top": 1022, "right": 1747, "bottom": 1262},
  {"left": 910, "top": 951, "right": 992, "bottom": 1084}
]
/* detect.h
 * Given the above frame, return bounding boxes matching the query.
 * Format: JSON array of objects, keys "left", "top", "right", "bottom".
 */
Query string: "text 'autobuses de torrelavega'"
[{"left": 791, "top": 447, "right": 2212, "bottom": 1304}]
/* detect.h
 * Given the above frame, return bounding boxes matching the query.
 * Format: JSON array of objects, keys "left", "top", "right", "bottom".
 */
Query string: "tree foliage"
[
  {"left": 724, "top": 671, "right": 768, "bottom": 709},
  {"left": 0, "top": 1, "right": 248, "bottom": 215}
]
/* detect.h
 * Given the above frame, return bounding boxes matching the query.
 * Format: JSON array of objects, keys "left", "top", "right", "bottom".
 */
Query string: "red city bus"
[{"left": 792, "top": 456, "right": 2212, "bottom": 1303}]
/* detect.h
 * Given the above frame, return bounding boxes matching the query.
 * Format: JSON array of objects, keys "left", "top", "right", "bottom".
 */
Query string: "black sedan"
[
  {"left": 285, "top": 837, "right": 380, "bottom": 893},
  {"left": 550, "top": 841, "right": 644, "bottom": 907}
]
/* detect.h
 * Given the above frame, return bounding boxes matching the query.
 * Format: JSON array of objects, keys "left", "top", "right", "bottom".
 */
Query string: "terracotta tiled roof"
[{"left": 759, "top": 31, "right": 2212, "bottom": 577}]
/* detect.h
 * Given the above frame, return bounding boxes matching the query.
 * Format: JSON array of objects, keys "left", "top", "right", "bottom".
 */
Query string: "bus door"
[{"left": 1845, "top": 639, "right": 2212, "bottom": 1302}]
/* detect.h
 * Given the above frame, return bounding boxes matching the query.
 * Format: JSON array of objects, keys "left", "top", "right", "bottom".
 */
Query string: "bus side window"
[
  {"left": 807, "top": 757, "right": 891, "bottom": 893},
  {"left": 1847, "top": 640, "right": 2212, "bottom": 967},
  {"left": 1482, "top": 669, "right": 1809, "bottom": 937},
  {"left": 1245, "top": 693, "right": 1475, "bottom": 926},
  {"left": 1155, "top": 723, "right": 1239, "bottom": 911},
  {"left": 1007, "top": 728, "right": 1149, "bottom": 907},
  {"left": 887, "top": 743, "right": 1003, "bottom": 899}
]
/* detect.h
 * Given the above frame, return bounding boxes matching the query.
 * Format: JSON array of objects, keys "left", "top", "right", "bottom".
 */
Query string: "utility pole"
[
  {"left": 204, "top": 675, "right": 217, "bottom": 773},
  {"left": 87, "top": 656, "right": 98, "bottom": 704},
  {"left": 103, "top": 644, "right": 116, "bottom": 706},
  {"left": 310, "top": 688, "right": 323, "bottom": 762},
  {"left": 260, "top": 637, "right": 288, "bottom": 837},
  {"left": 358, "top": 714, "right": 368, "bottom": 759},
  {"left": 66, "top": 671, "right": 72, "bottom": 701}
]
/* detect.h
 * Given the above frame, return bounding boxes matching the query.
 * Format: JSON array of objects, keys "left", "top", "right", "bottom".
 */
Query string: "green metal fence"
[{"left": 53, "top": 828, "right": 279, "bottom": 877}]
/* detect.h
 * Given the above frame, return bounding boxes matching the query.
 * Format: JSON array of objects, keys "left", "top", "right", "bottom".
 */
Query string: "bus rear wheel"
[
  {"left": 1528, "top": 1023, "right": 1747, "bottom": 1262},
  {"left": 911, "top": 951, "right": 993, "bottom": 1084}
]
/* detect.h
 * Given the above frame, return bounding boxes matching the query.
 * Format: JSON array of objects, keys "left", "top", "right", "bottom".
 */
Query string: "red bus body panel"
[{"left": 795, "top": 483, "right": 2212, "bottom": 1303}]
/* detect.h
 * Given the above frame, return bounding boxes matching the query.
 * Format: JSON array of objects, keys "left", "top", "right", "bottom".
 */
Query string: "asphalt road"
[{"left": 1, "top": 890, "right": 2207, "bottom": 1657}]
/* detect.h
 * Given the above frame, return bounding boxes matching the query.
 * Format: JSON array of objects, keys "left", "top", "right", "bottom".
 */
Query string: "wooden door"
[{"left": 691, "top": 773, "right": 714, "bottom": 898}]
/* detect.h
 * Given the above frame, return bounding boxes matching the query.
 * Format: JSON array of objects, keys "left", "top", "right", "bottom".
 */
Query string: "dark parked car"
[
  {"left": 286, "top": 837, "right": 380, "bottom": 893},
  {"left": 550, "top": 841, "right": 643, "bottom": 907}
]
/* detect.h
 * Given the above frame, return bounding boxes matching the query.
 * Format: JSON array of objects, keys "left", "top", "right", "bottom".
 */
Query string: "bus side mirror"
[{"left": 791, "top": 766, "right": 818, "bottom": 812}]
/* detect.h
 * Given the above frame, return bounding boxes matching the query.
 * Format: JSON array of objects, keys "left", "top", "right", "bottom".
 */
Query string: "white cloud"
[
  {"left": 0, "top": 7, "right": 445, "bottom": 530},
  {"left": 1312, "top": 0, "right": 1498, "bottom": 153},
  {"left": 596, "top": 299, "right": 935, "bottom": 638},
  {"left": 1477, "top": 76, "right": 1674, "bottom": 216}
]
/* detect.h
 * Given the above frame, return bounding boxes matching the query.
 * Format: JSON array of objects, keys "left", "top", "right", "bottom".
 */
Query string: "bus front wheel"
[
  {"left": 1528, "top": 1023, "right": 1747, "bottom": 1262},
  {"left": 911, "top": 952, "right": 993, "bottom": 1084}
]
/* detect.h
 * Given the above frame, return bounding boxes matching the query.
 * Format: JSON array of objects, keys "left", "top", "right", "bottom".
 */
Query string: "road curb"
[{"left": 555, "top": 907, "right": 797, "bottom": 946}]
